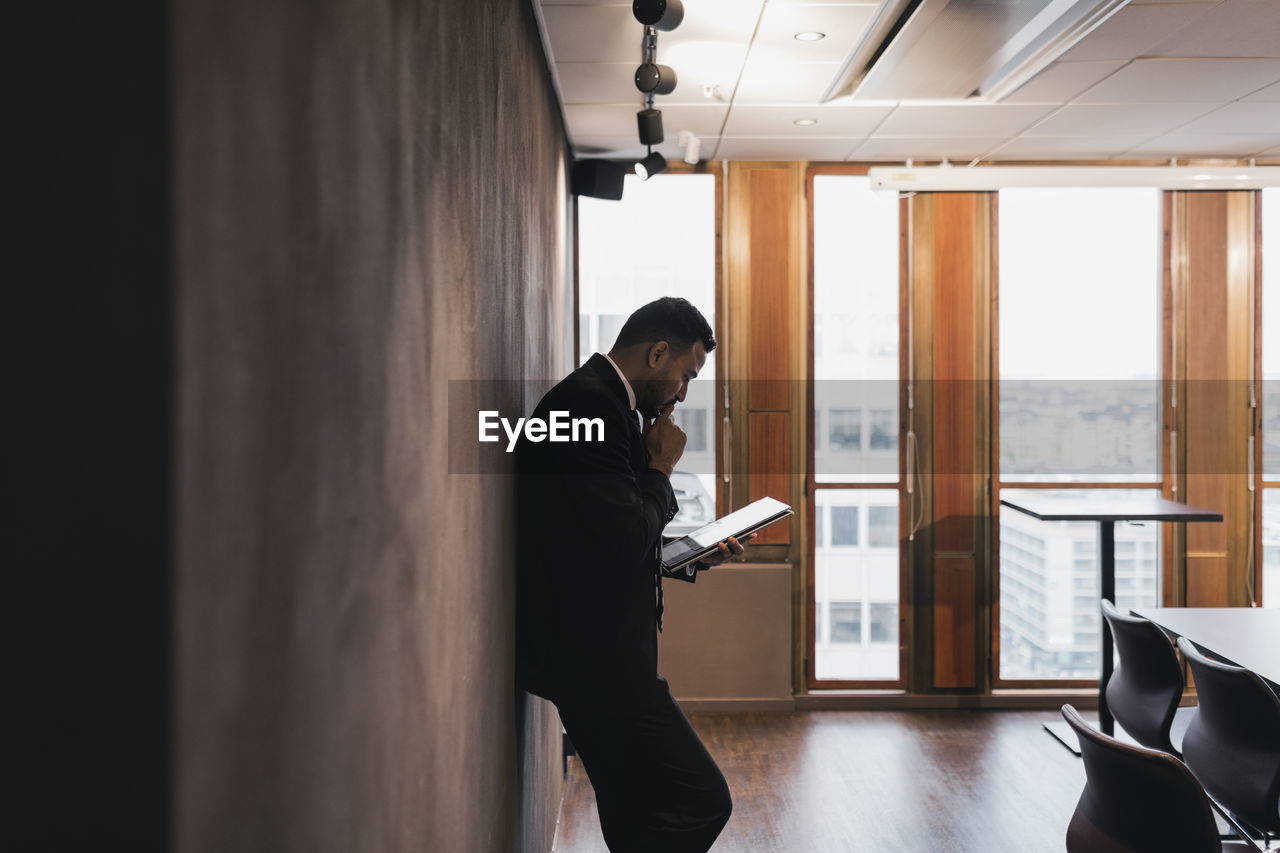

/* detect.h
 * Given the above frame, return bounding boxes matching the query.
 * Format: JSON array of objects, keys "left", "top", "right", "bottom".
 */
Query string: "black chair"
[
  {"left": 1178, "top": 636, "right": 1280, "bottom": 846},
  {"left": 1100, "top": 598, "right": 1192, "bottom": 756},
  {"left": 1061, "top": 703, "right": 1258, "bottom": 852}
]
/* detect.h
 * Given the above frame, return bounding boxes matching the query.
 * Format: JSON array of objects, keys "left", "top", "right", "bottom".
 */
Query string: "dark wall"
[
  {"left": 172, "top": 0, "right": 570, "bottom": 851},
  {"left": 7, "top": 3, "right": 172, "bottom": 849}
]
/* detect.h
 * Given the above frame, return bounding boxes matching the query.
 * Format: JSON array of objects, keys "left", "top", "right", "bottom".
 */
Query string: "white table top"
[{"left": 1133, "top": 607, "right": 1280, "bottom": 689}]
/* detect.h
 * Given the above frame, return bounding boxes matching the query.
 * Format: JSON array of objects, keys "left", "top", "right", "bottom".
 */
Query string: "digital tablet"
[{"left": 661, "top": 496, "right": 793, "bottom": 573}]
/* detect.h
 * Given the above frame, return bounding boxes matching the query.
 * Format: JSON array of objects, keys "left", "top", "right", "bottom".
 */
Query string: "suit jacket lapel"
[{"left": 586, "top": 353, "right": 649, "bottom": 475}]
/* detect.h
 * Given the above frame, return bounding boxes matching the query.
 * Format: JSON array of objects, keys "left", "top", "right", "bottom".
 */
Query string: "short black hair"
[{"left": 612, "top": 297, "right": 716, "bottom": 354}]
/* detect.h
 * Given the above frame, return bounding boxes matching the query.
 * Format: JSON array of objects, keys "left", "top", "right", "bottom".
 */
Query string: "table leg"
[{"left": 1098, "top": 520, "right": 1115, "bottom": 736}]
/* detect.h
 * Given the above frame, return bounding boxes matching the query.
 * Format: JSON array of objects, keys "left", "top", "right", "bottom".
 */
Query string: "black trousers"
[{"left": 556, "top": 678, "right": 732, "bottom": 853}]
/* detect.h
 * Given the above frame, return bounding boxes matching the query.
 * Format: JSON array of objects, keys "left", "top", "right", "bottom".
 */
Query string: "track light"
[
  {"left": 635, "top": 151, "right": 667, "bottom": 181},
  {"left": 637, "top": 108, "right": 664, "bottom": 146},
  {"left": 635, "top": 63, "right": 677, "bottom": 95},
  {"left": 678, "top": 130, "right": 700, "bottom": 165},
  {"left": 632, "top": 0, "right": 684, "bottom": 31}
]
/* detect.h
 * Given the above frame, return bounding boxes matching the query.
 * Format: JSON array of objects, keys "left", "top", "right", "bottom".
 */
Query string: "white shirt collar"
[{"left": 601, "top": 353, "right": 637, "bottom": 412}]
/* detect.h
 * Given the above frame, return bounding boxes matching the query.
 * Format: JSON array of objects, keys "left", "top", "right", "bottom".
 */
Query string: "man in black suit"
[{"left": 517, "top": 297, "right": 748, "bottom": 852}]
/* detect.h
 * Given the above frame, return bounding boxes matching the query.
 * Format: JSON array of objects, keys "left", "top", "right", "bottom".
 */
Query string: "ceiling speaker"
[{"left": 571, "top": 159, "right": 627, "bottom": 200}]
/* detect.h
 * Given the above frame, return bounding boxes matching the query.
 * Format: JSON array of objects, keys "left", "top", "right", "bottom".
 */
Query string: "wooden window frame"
[{"left": 1259, "top": 190, "right": 1275, "bottom": 605}]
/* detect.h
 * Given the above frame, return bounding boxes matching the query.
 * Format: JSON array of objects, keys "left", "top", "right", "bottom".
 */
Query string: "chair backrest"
[
  {"left": 1100, "top": 599, "right": 1184, "bottom": 754},
  {"left": 1062, "top": 703, "right": 1223, "bottom": 852},
  {"left": 1177, "top": 636, "right": 1280, "bottom": 834}
]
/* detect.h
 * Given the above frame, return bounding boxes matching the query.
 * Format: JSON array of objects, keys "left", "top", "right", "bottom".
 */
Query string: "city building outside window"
[{"left": 997, "top": 188, "right": 1162, "bottom": 680}]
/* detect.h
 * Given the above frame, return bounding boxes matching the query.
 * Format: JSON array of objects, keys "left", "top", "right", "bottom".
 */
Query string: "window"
[
  {"left": 580, "top": 314, "right": 626, "bottom": 365},
  {"left": 829, "top": 602, "right": 862, "bottom": 643},
  {"left": 578, "top": 174, "right": 717, "bottom": 536},
  {"left": 810, "top": 172, "right": 902, "bottom": 684},
  {"left": 1264, "top": 188, "right": 1279, "bottom": 607},
  {"left": 1265, "top": 493, "right": 1279, "bottom": 608},
  {"left": 813, "top": 175, "right": 899, "bottom": 485},
  {"left": 869, "top": 603, "right": 898, "bottom": 643},
  {"left": 997, "top": 188, "right": 1163, "bottom": 681},
  {"left": 868, "top": 409, "right": 896, "bottom": 451},
  {"left": 831, "top": 506, "right": 859, "bottom": 546},
  {"left": 675, "top": 407, "right": 708, "bottom": 453},
  {"left": 999, "top": 188, "right": 1160, "bottom": 483},
  {"left": 867, "top": 505, "right": 897, "bottom": 548},
  {"left": 828, "top": 409, "right": 862, "bottom": 450},
  {"left": 814, "top": 486, "right": 901, "bottom": 680}
]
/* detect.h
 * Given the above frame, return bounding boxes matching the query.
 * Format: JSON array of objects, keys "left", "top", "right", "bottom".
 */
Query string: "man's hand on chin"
[{"left": 644, "top": 404, "right": 686, "bottom": 478}]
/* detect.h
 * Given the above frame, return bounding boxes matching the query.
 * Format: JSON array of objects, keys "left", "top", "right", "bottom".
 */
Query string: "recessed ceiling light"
[
  {"left": 794, "top": 118, "right": 818, "bottom": 126},
  {"left": 794, "top": 31, "right": 826, "bottom": 41}
]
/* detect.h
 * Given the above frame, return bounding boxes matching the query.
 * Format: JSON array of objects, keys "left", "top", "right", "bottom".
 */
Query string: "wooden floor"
[{"left": 552, "top": 709, "right": 1087, "bottom": 852}]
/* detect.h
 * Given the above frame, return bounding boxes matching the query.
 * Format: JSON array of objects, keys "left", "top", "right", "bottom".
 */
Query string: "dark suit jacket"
[{"left": 516, "top": 353, "right": 679, "bottom": 703}]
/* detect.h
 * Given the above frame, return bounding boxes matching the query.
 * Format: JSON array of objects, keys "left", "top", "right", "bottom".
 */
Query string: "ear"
[{"left": 646, "top": 341, "right": 669, "bottom": 368}]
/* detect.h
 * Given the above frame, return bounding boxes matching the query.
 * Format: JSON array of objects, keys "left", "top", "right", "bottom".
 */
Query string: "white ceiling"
[{"left": 534, "top": 0, "right": 1280, "bottom": 163}]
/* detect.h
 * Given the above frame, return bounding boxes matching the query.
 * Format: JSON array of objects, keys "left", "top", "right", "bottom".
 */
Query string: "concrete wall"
[{"left": 174, "top": 1, "right": 570, "bottom": 850}]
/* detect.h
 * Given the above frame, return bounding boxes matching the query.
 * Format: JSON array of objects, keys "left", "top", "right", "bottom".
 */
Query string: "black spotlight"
[
  {"left": 635, "top": 63, "right": 677, "bottom": 95},
  {"left": 635, "top": 151, "right": 667, "bottom": 181},
  {"left": 637, "top": 108, "right": 664, "bottom": 146},
  {"left": 571, "top": 159, "right": 627, "bottom": 200},
  {"left": 633, "top": 0, "right": 684, "bottom": 31}
]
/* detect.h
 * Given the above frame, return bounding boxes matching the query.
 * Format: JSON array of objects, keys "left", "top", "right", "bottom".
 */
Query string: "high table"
[
  {"left": 1133, "top": 607, "right": 1280, "bottom": 693},
  {"left": 999, "top": 490, "right": 1222, "bottom": 752}
]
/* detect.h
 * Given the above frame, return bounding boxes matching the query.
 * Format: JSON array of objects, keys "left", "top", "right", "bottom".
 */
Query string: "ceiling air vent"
[{"left": 822, "top": 0, "right": 1133, "bottom": 103}]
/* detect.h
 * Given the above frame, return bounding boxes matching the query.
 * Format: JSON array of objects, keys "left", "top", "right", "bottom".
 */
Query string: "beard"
[{"left": 636, "top": 386, "right": 677, "bottom": 419}]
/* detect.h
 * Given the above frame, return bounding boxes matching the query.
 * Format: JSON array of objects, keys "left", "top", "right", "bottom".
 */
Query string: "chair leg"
[{"left": 1205, "top": 796, "right": 1267, "bottom": 852}]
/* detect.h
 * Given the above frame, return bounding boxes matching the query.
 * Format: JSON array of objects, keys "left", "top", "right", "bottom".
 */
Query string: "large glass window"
[
  {"left": 811, "top": 173, "right": 901, "bottom": 683},
  {"left": 1264, "top": 188, "right": 1279, "bottom": 607},
  {"left": 814, "top": 490, "right": 901, "bottom": 679},
  {"left": 999, "top": 494, "right": 1160, "bottom": 679},
  {"left": 999, "top": 188, "right": 1161, "bottom": 483},
  {"left": 997, "top": 188, "right": 1162, "bottom": 680},
  {"left": 578, "top": 174, "right": 717, "bottom": 535}
]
